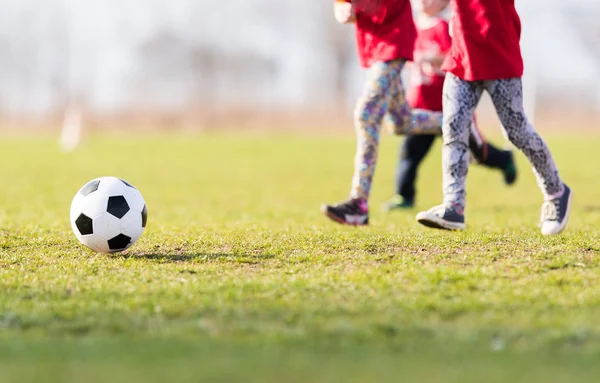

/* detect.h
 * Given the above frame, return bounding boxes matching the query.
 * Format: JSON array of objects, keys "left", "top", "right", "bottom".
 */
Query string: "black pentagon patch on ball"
[
  {"left": 120, "top": 179, "right": 136, "bottom": 189},
  {"left": 108, "top": 234, "right": 131, "bottom": 251},
  {"left": 79, "top": 180, "right": 100, "bottom": 196},
  {"left": 107, "top": 196, "right": 130, "bottom": 219},
  {"left": 141, "top": 205, "right": 148, "bottom": 228},
  {"left": 75, "top": 214, "right": 93, "bottom": 235}
]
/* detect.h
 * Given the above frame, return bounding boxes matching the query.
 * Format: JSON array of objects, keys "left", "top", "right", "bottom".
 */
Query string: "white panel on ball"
[
  {"left": 80, "top": 235, "right": 111, "bottom": 254},
  {"left": 92, "top": 214, "right": 123, "bottom": 241},
  {"left": 96, "top": 177, "right": 128, "bottom": 196},
  {"left": 81, "top": 191, "right": 109, "bottom": 219},
  {"left": 122, "top": 187, "right": 145, "bottom": 212},
  {"left": 120, "top": 210, "right": 144, "bottom": 242}
]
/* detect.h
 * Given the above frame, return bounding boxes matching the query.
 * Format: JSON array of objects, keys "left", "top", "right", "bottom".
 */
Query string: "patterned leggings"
[
  {"left": 350, "top": 59, "right": 443, "bottom": 200},
  {"left": 442, "top": 73, "right": 563, "bottom": 208}
]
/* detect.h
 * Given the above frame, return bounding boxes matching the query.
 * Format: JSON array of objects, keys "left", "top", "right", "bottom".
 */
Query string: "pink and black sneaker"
[{"left": 321, "top": 198, "right": 369, "bottom": 226}]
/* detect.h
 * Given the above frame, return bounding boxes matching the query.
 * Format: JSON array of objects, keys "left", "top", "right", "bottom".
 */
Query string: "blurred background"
[{"left": 0, "top": 0, "right": 598, "bottom": 135}]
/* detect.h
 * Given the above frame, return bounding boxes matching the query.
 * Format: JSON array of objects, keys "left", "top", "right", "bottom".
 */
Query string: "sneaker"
[
  {"left": 321, "top": 198, "right": 369, "bottom": 226},
  {"left": 382, "top": 195, "right": 414, "bottom": 212},
  {"left": 540, "top": 184, "right": 572, "bottom": 236},
  {"left": 415, "top": 203, "right": 466, "bottom": 231},
  {"left": 502, "top": 150, "right": 518, "bottom": 186}
]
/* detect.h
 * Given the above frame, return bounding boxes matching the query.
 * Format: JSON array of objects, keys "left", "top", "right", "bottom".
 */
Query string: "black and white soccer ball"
[{"left": 70, "top": 177, "right": 148, "bottom": 253}]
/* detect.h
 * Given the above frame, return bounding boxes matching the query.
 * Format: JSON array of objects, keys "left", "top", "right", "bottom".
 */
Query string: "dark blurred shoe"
[
  {"left": 381, "top": 195, "right": 414, "bottom": 212},
  {"left": 502, "top": 150, "right": 518, "bottom": 186}
]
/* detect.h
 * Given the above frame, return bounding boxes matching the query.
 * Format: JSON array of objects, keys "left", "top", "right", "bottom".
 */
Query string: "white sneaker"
[
  {"left": 416, "top": 203, "right": 466, "bottom": 231},
  {"left": 540, "top": 184, "right": 572, "bottom": 236}
]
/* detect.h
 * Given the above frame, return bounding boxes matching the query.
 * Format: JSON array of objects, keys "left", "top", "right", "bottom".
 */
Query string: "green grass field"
[{"left": 0, "top": 132, "right": 599, "bottom": 382}]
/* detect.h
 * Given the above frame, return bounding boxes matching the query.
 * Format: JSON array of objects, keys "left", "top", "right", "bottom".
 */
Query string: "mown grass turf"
[{"left": 0, "top": 132, "right": 599, "bottom": 381}]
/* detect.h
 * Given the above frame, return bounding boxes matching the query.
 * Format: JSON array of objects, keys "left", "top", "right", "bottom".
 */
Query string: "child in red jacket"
[
  {"left": 416, "top": 0, "right": 572, "bottom": 235},
  {"left": 383, "top": 0, "right": 517, "bottom": 212},
  {"left": 322, "top": 0, "right": 443, "bottom": 226}
]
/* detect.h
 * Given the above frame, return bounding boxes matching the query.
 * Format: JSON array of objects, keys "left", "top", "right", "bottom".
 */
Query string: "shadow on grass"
[{"left": 117, "top": 252, "right": 276, "bottom": 263}]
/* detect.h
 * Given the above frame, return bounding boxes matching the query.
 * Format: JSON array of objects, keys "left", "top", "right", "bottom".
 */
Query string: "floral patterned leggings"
[{"left": 350, "top": 59, "right": 443, "bottom": 200}]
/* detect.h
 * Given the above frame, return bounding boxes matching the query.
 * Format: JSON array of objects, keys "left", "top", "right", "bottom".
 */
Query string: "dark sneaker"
[
  {"left": 321, "top": 198, "right": 369, "bottom": 226},
  {"left": 540, "top": 184, "right": 572, "bottom": 236},
  {"left": 502, "top": 150, "right": 517, "bottom": 186},
  {"left": 382, "top": 195, "right": 414, "bottom": 212},
  {"left": 415, "top": 203, "right": 466, "bottom": 231}
]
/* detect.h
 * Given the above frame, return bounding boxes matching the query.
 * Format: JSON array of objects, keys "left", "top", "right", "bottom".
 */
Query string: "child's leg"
[
  {"left": 415, "top": 74, "right": 484, "bottom": 230},
  {"left": 387, "top": 74, "right": 443, "bottom": 135},
  {"left": 467, "top": 117, "right": 488, "bottom": 163},
  {"left": 441, "top": 74, "right": 485, "bottom": 209},
  {"left": 349, "top": 60, "right": 404, "bottom": 200},
  {"left": 471, "top": 131, "right": 513, "bottom": 170},
  {"left": 484, "top": 78, "right": 562, "bottom": 198},
  {"left": 468, "top": 118, "right": 517, "bottom": 185},
  {"left": 322, "top": 60, "right": 404, "bottom": 225},
  {"left": 395, "top": 135, "right": 437, "bottom": 201}
]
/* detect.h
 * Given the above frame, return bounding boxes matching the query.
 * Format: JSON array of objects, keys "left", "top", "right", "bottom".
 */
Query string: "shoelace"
[
  {"left": 541, "top": 200, "right": 559, "bottom": 222},
  {"left": 437, "top": 203, "right": 463, "bottom": 215}
]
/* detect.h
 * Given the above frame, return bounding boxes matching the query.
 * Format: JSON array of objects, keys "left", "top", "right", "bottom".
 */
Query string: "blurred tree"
[{"left": 324, "top": 12, "right": 355, "bottom": 110}]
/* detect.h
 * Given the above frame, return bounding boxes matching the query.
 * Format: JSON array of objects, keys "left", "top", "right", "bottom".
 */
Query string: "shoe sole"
[
  {"left": 321, "top": 205, "right": 368, "bottom": 226},
  {"left": 415, "top": 211, "right": 466, "bottom": 231},
  {"left": 541, "top": 188, "right": 573, "bottom": 236}
]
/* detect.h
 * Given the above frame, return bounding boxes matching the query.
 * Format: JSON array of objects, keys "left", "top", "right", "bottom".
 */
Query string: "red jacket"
[
  {"left": 442, "top": 0, "right": 524, "bottom": 81},
  {"left": 345, "top": 0, "right": 416, "bottom": 68}
]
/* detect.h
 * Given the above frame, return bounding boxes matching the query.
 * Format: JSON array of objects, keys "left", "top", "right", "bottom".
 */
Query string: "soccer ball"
[{"left": 70, "top": 177, "right": 148, "bottom": 253}]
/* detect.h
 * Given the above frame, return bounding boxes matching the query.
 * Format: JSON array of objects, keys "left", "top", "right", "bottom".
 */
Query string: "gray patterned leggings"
[{"left": 442, "top": 73, "right": 563, "bottom": 208}]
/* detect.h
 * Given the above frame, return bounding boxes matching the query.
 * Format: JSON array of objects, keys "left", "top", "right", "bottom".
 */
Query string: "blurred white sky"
[{"left": 0, "top": 0, "right": 597, "bottom": 115}]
